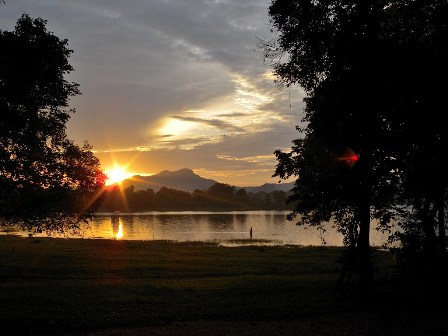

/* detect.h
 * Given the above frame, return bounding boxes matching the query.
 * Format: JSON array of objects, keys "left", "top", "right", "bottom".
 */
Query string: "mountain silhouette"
[
  {"left": 120, "top": 168, "right": 217, "bottom": 192},
  {"left": 119, "top": 168, "right": 294, "bottom": 193},
  {"left": 239, "top": 182, "right": 294, "bottom": 193}
]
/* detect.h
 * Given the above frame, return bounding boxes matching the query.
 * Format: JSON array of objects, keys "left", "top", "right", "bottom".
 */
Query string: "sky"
[{"left": 0, "top": 0, "right": 305, "bottom": 186}]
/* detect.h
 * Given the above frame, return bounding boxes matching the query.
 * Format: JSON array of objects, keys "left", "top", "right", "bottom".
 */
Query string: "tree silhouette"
[
  {"left": 387, "top": 1, "right": 448, "bottom": 280},
  {"left": 264, "top": 0, "right": 448, "bottom": 293},
  {"left": 0, "top": 14, "right": 106, "bottom": 235},
  {"left": 235, "top": 188, "right": 249, "bottom": 206},
  {"left": 207, "top": 183, "right": 235, "bottom": 201}
]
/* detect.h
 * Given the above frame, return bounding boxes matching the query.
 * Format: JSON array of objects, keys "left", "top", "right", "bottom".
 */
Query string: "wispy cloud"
[
  {"left": 0, "top": 0, "right": 305, "bottom": 185},
  {"left": 172, "top": 115, "right": 244, "bottom": 133}
]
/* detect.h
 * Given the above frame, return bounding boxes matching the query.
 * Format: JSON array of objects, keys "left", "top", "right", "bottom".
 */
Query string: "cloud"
[
  {"left": 0, "top": 0, "right": 306, "bottom": 185},
  {"left": 172, "top": 115, "right": 244, "bottom": 133}
]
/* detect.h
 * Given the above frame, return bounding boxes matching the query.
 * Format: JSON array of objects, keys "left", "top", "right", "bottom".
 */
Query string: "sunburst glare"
[{"left": 104, "top": 165, "right": 132, "bottom": 186}]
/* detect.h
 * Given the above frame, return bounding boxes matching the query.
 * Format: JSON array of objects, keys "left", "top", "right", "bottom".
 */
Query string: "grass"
[{"left": 0, "top": 235, "right": 446, "bottom": 335}]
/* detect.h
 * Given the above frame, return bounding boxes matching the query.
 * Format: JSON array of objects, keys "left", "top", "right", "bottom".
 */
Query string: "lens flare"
[
  {"left": 104, "top": 166, "right": 132, "bottom": 186},
  {"left": 338, "top": 149, "right": 359, "bottom": 167}
]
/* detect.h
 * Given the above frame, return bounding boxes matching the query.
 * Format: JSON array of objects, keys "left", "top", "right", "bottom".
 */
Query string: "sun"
[{"left": 104, "top": 165, "right": 132, "bottom": 186}]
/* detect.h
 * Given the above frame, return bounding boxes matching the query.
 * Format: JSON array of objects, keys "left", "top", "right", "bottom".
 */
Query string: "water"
[{"left": 1, "top": 211, "right": 390, "bottom": 247}]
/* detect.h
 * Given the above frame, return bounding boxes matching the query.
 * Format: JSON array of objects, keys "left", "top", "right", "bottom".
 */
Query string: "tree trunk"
[
  {"left": 437, "top": 194, "right": 446, "bottom": 254},
  {"left": 357, "top": 194, "right": 374, "bottom": 294},
  {"left": 421, "top": 198, "right": 437, "bottom": 256},
  {"left": 355, "top": 147, "right": 374, "bottom": 296}
]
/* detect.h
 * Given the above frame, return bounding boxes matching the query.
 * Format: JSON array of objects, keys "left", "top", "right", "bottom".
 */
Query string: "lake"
[{"left": 2, "top": 211, "right": 390, "bottom": 247}]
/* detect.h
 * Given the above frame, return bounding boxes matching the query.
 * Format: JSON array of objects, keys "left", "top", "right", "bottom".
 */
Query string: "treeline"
[{"left": 99, "top": 182, "right": 294, "bottom": 212}]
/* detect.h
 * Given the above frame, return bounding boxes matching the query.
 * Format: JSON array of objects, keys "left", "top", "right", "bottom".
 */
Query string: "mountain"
[
  {"left": 239, "top": 182, "right": 295, "bottom": 193},
  {"left": 120, "top": 168, "right": 217, "bottom": 192},
  {"left": 119, "top": 168, "right": 294, "bottom": 193}
]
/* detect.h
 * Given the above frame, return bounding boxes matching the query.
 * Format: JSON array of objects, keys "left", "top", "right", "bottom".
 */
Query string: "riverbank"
[{"left": 0, "top": 236, "right": 445, "bottom": 335}]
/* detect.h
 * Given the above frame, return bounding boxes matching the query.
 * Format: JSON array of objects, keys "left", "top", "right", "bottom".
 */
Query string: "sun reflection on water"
[{"left": 115, "top": 222, "right": 124, "bottom": 239}]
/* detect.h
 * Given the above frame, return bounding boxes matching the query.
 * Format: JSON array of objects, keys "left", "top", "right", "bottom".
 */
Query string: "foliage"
[
  {"left": 263, "top": 0, "right": 448, "bottom": 289},
  {"left": 98, "top": 183, "right": 293, "bottom": 212},
  {"left": 0, "top": 14, "right": 106, "bottom": 234},
  {"left": 207, "top": 182, "right": 235, "bottom": 201},
  {"left": 384, "top": 0, "right": 448, "bottom": 259}
]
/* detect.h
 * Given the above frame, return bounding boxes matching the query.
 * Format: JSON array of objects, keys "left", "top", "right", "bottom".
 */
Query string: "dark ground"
[{"left": 1, "top": 236, "right": 447, "bottom": 336}]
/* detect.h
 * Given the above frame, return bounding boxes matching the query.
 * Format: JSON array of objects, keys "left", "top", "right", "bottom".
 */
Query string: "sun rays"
[{"left": 104, "top": 165, "right": 133, "bottom": 186}]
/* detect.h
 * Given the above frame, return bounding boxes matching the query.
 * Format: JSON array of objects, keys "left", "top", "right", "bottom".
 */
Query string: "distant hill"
[
  {"left": 239, "top": 182, "right": 295, "bottom": 193},
  {"left": 120, "top": 168, "right": 217, "bottom": 192},
  {"left": 119, "top": 168, "right": 294, "bottom": 193}
]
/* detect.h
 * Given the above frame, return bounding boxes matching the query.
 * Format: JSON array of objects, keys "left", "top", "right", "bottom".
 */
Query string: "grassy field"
[{"left": 0, "top": 235, "right": 446, "bottom": 335}]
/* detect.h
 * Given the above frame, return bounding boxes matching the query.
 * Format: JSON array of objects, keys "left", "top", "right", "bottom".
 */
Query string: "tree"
[
  {"left": 207, "top": 183, "right": 235, "bottom": 201},
  {"left": 235, "top": 188, "right": 249, "bottom": 206},
  {"left": 156, "top": 186, "right": 194, "bottom": 210},
  {"left": 264, "top": 0, "right": 448, "bottom": 293},
  {"left": 0, "top": 14, "right": 106, "bottom": 235},
  {"left": 389, "top": 1, "right": 448, "bottom": 271},
  {"left": 271, "top": 190, "right": 287, "bottom": 209}
]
